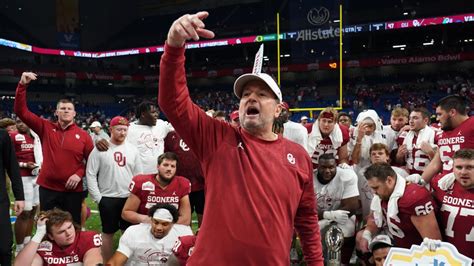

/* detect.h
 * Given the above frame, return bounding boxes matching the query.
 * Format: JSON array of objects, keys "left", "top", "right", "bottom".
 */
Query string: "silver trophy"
[{"left": 324, "top": 222, "right": 344, "bottom": 266}]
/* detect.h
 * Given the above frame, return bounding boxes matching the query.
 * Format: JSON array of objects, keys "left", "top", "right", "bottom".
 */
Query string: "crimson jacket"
[
  {"left": 159, "top": 44, "right": 323, "bottom": 266},
  {"left": 14, "top": 83, "right": 93, "bottom": 192}
]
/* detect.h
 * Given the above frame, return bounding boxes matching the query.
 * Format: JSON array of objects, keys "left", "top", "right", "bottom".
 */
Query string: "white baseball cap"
[
  {"left": 369, "top": 234, "right": 393, "bottom": 252},
  {"left": 233, "top": 73, "right": 282, "bottom": 102},
  {"left": 90, "top": 121, "right": 101, "bottom": 128},
  {"left": 300, "top": 116, "right": 309, "bottom": 121}
]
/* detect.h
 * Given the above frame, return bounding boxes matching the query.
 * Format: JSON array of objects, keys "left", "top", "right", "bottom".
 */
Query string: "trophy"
[{"left": 324, "top": 222, "right": 344, "bottom": 266}]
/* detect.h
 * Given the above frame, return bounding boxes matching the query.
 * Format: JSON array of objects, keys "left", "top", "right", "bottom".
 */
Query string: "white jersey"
[
  {"left": 283, "top": 121, "right": 308, "bottom": 152},
  {"left": 382, "top": 125, "right": 399, "bottom": 152},
  {"left": 118, "top": 223, "right": 193, "bottom": 266},
  {"left": 127, "top": 120, "right": 174, "bottom": 174},
  {"left": 86, "top": 142, "right": 142, "bottom": 203},
  {"left": 314, "top": 167, "right": 359, "bottom": 237},
  {"left": 313, "top": 167, "right": 359, "bottom": 211}
]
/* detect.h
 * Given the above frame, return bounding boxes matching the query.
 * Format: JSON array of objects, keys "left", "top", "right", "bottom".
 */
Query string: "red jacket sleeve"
[
  {"left": 294, "top": 157, "right": 324, "bottom": 266},
  {"left": 75, "top": 132, "right": 94, "bottom": 177},
  {"left": 14, "top": 83, "right": 46, "bottom": 136},
  {"left": 158, "top": 44, "right": 235, "bottom": 163}
]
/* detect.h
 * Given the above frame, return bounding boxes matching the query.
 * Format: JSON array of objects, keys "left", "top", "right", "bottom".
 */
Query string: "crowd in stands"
[
  {"left": 0, "top": 62, "right": 473, "bottom": 266},
  {"left": 1, "top": 72, "right": 472, "bottom": 132}
]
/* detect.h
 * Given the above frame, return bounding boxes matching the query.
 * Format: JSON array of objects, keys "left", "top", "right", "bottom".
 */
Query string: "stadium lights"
[
  {"left": 392, "top": 44, "right": 406, "bottom": 48},
  {"left": 423, "top": 40, "right": 434, "bottom": 46},
  {"left": 403, "top": 12, "right": 409, "bottom": 16},
  {"left": 280, "top": 54, "right": 290, "bottom": 58},
  {"left": 333, "top": 19, "right": 340, "bottom": 23},
  {"left": 400, "top": 47, "right": 405, "bottom": 50}
]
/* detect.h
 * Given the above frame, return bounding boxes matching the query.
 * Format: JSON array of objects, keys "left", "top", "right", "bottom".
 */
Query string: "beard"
[
  {"left": 441, "top": 116, "right": 454, "bottom": 131},
  {"left": 316, "top": 171, "right": 333, "bottom": 185},
  {"left": 157, "top": 173, "right": 174, "bottom": 185}
]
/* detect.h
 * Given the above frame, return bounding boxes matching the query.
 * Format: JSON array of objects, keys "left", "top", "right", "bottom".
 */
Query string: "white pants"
[{"left": 22, "top": 176, "right": 39, "bottom": 211}]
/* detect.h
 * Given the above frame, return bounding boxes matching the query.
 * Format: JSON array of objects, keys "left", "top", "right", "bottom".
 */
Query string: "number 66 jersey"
[
  {"left": 432, "top": 175, "right": 474, "bottom": 259},
  {"left": 379, "top": 182, "right": 437, "bottom": 249}
]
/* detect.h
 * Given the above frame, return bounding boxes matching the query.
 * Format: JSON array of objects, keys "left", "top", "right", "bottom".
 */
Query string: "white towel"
[
  {"left": 30, "top": 130, "right": 43, "bottom": 169},
  {"left": 438, "top": 173, "right": 456, "bottom": 191},
  {"left": 354, "top": 110, "right": 386, "bottom": 161},
  {"left": 403, "top": 126, "right": 436, "bottom": 151},
  {"left": 370, "top": 174, "right": 406, "bottom": 228},
  {"left": 307, "top": 120, "right": 343, "bottom": 156}
]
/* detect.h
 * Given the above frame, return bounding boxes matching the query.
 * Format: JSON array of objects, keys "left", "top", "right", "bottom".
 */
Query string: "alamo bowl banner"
[{"left": 385, "top": 242, "right": 472, "bottom": 265}]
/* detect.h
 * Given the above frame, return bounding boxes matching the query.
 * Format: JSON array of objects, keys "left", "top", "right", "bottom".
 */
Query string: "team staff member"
[
  {"left": 159, "top": 11, "right": 323, "bottom": 265},
  {"left": 86, "top": 116, "right": 143, "bottom": 262},
  {"left": 0, "top": 128, "right": 24, "bottom": 265},
  {"left": 14, "top": 72, "right": 94, "bottom": 224}
]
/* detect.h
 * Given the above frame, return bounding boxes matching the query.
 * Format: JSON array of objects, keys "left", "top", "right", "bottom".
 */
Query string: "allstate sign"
[
  {"left": 385, "top": 242, "right": 472, "bottom": 265},
  {"left": 307, "top": 7, "right": 330, "bottom": 26}
]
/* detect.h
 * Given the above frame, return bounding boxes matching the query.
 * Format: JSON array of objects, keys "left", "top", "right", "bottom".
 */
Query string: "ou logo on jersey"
[
  {"left": 179, "top": 139, "right": 190, "bottom": 151},
  {"left": 114, "top": 152, "right": 126, "bottom": 167},
  {"left": 287, "top": 153, "right": 296, "bottom": 165}
]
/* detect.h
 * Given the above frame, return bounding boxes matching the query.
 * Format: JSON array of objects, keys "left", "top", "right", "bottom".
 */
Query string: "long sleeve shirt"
[
  {"left": 158, "top": 44, "right": 323, "bottom": 266},
  {"left": 14, "top": 83, "right": 93, "bottom": 192},
  {"left": 86, "top": 142, "right": 142, "bottom": 203},
  {"left": 0, "top": 129, "right": 24, "bottom": 203}
]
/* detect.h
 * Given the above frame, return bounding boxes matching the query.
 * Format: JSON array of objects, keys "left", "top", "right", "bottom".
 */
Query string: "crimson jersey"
[
  {"left": 380, "top": 183, "right": 436, "bottom": 249},
  {"left": 172, "top": 235, "right": 197, "bottom": 265},
  {"left": 129, "top": 174, "right": 191, "bottom": 215},
  {"left": 9, "top": 131, "right": 36, "bottom": 176},
  {"left": 435, "top": 117, "right": 474, "bottom": 176},
  {"left": 164, "top": 131, "right": 205, "bottom": 192},
  {"left": 431, "top": 176, "right": 474, "bottom": 258},
  {"left": 37, "top": 231, "right": 101, "bottom": 265},
  {"left": 306, "top": 123, "right": 350, "bottom": 169},
  {"left": 396, "top": 132, "right": 431, "bottom": 175}
]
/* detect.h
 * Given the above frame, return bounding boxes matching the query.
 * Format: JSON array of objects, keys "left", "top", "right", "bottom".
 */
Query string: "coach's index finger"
[{"left": 167, "top": 11, "right": 214, "bottom": 48}]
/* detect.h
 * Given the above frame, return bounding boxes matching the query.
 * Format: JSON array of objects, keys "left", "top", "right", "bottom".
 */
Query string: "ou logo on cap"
[{"left": 287, "top": 153, "right": 296, "bottom": 165}]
